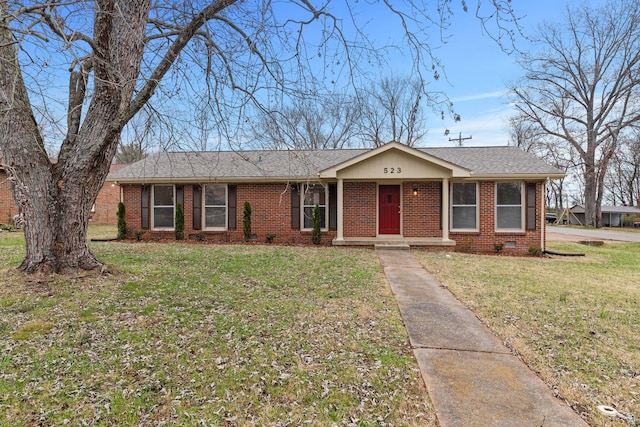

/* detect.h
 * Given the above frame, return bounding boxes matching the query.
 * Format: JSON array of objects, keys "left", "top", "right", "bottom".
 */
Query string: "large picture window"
[
  {"left": 302, "top": 184, "right": 327, "bottom": 230},
  {"left": 496, "top": 182, "right": 523, "bottom": 230},
  {"left": 153, "top": 185, "right": 174, "bottom": 229},
  {"left": 451, "top": 182, "right": 478, "bottom": 230},
  {"left": 204, "top": 184, "right": 227, "bottom": 229}
]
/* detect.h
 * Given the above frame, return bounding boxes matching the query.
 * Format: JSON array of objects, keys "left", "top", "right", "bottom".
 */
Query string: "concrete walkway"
[{"left": 378, "top": 249, "right": 588, "bottom": 427}]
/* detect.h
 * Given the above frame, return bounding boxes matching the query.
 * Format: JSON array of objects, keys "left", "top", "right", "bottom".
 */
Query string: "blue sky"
[
  {"left": 418, "top": 0, "right": 606, "bottom": 147},
  {"left": 18, "top": 0, "right": 607, "bottom": 153}
]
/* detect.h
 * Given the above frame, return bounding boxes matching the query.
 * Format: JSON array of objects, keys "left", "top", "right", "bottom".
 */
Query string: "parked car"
[{"left": 545, "top": 213, "right": 557, "bottom": 223}]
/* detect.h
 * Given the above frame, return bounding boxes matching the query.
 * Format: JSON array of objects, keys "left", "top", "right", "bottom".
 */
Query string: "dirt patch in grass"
[{"left": 0, "top": 241, "right": 435, "bottom": 426}]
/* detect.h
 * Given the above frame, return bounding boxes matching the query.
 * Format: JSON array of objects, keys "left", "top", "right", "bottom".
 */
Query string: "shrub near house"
[{"left": 107, "top": 142, "right": 564, "bottom": 254}]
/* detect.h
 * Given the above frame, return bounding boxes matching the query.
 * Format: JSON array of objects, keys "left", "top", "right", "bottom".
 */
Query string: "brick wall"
[
  {"left": 122, "top": 184, "right": 143, "bottom": 231},
  {"left": 0, "top": 170, "right": 19, "bottom": 224},
  {"left": 122, "top": 183, "right": 337, "bottom": 245},
  {"left": 403, "top": 181, "right": 443, "bottom": 238},
  {"left": 90, "top": 183, "right": 120, "bottom": 224},
  {"left": 449, "top": 181, "right": 544, "bottom": 254},
  {"left": 343, "top": 182, "right": 377, "bottom": 237},
  {"left": 122, "top": 180, "right": 545, "bottom": 254}
]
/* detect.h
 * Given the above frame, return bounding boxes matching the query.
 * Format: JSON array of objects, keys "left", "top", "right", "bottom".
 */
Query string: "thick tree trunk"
[
  {"left": 2, "top": 0, "right": 243, "bottom": 274},
  {"left": 0, "top": 1, "right": 145, "bottom": 274},
  {"left": 583, "top": 154, "right": 595, "bottom": 227},
  {"left": 583, "top": 163, "right": 599, "bottom": 228},
  {"left": 0, "top": 9, "right": 98, "bottom": 274},
  {"left": 6, "top": 126, "right": 120, "bottom": 274},
  {"left": 16, "top": 184, "right": 103, "bottom": 275}
]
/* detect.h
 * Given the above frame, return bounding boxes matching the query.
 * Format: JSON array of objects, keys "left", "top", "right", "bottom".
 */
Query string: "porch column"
[
  {"left": 336, "top": 178, "right": 344, "bottom": 241},
  {"left": 541, "top": 180, "right": 547, "bottom": 251},
  {"left": 442, "top": 178, "right": 449, "bottom": 240}
]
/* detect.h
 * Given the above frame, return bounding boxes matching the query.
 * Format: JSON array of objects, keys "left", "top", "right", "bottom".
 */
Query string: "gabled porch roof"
[{"left": 319, "top": 141, "right": 471, "bottom": 180}]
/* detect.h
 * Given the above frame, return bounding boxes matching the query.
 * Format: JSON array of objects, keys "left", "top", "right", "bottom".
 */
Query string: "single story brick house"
[
  {"left": 0, "top": 163, "right": 19, "bottom": 224},
  {"left": 106, "top": 142, "right": 564, "bottom": 254}
]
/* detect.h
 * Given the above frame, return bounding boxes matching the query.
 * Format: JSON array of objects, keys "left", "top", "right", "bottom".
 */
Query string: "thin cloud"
[{"left": 452, "top": 90, "right": 509, "bottom": 103}]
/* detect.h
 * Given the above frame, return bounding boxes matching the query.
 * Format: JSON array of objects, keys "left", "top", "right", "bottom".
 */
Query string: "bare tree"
[
  {"left": 250, "top": 95, "right": 360, "bottom": 150},
  {"left": 114, "top": 142, "right": 147, "bottom": 165},
  {"left": 358, "top": 76, "right": 429, "bottom": 147},
  {"left": 0, "top": 0, "right": 518, "bottom": 274},
  {"left": 604, "top": 132, "right": 640, "bottom": 206},
  {"left": 114, "top": 111, "right": 155, "bottom": 164},
  {"left": 508, "top": 113, "right": 573, "bottom": 212},
  {"left": 510, "top": 0, "right": 640, "bottom": 227}
]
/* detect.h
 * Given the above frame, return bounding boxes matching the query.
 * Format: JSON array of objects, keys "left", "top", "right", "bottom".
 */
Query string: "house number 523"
[{"left": 383, "top": 167, "right": 401, "bottom": 174}]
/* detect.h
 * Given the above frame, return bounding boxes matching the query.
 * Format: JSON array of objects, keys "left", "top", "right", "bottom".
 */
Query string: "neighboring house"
[
  {"left": 107, "top": 142, "right": 564, "bottom": 255},
  {"left": 0, "top": 156, "right": 123, "bottom": 225},
  {"left": 90, "top": 164, "right": 128, "bottom": 224},
  {"left": 0, "top": 162, "right": 20, "bottom": 224},
  {"left": 569, "top": 204, "right": 640, "bottom": 227}
]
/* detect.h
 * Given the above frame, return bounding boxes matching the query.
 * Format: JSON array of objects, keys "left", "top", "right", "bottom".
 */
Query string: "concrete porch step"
[
  {"left": 374, "top": 243, "right": 411, "bottom": 250},
  {"left": 333, "top": 237, "right": 456, "bottom": 247}
]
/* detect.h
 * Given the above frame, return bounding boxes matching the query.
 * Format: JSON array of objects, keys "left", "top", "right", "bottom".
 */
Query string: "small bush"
[
  {"left": 458, "top": 238, "right": 473, "bottom": 253},
  {"left": 493, "top": 243, "right": 503, "bottom": 253},
  {"left": 134, "top": 230, "right": 146, "bottom": 241},
  {"left": 528, "top": 245, "right": 543, "bottom": 257},
  {"left": 175, "top": 202, "right": 184, "bottom": 240},
  {"left": 311, "top": 204, "right": 322, "bottom": 245},
  {"left": 265, "top": 233, "right": 276, "bottom": 244},
  {"left": 117, "top": 202, "right": 127, "bottom": 240},
  {"left": 243, "top": 201, "right": 252, "bottom": 242},
  {"left": 623, "top": 214, "right": 640, "bottom": 227}
]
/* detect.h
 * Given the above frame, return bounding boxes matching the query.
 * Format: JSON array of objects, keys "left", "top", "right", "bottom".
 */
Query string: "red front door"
[{"left": 379, "top": 185, "right": 401, "bottom": 234}]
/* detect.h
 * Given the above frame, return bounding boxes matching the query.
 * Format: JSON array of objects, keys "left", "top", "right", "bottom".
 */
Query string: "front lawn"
[
  {"left": 0, "top": 232, "right": 433, "bottom": 426},
  {"left": 3, "top": 227, "right": 638, "bottom": 426}
]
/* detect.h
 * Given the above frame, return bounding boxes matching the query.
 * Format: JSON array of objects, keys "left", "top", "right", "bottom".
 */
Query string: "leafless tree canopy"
[
  {"left": 357, "top": 76, "right": 430, "bottom": 147},
  {"left": 604, "top": 132, "right": 640, "bottom": 207},
  {"left": 510, "top": 0, "right": 640, "bottom": 227},
  {"left": 508, "top": 114, "right": 573, "bottom": 212},
  {"left": 0, "top": 0, "right": 518, "bottom": 274},
  {"left": 249, "top": 95, "right": 361, "bottom": 150},
  {"left": 250, "top": 74, "right": 433, "bottom": 149}
]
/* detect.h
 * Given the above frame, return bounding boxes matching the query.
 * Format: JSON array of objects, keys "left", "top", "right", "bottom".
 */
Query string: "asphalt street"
[{"left": 547, "top": 225, "right": 640, "bottom": 242}]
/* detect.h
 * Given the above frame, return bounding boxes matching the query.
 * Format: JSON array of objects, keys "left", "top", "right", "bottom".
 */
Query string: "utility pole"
[{"left": 449, "top": 132, "right": 472, "bottom": 147}]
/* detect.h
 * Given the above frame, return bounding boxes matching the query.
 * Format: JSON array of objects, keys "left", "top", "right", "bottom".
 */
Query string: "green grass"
[
  {"left": 414, "top": 241, "right": 640, "bottom": 426},
  {"left": 0, "top": 229, "right": 433, "bottom": 426},
  {"left": 4, "top": 227, "right": 639, "bottom": 425}
]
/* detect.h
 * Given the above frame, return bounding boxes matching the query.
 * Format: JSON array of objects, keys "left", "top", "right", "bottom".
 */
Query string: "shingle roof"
[
  {"left": 571, "top": 204, "right": 640, "bottom": 214},
  {"left": 107, "top": 145, "right": 564, "bottom": 183},
  {"left": 422, "top": 146, "right": 563, "bottom": 176}
]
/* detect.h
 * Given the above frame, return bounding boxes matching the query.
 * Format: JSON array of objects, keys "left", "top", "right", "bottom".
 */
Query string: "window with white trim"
[
  {"left": 302, "top": 184, "right": 327, "bottom": 230},
  {"left": 204, "top": 184, "right": 227, "bottom": 229},
  {"left": 451, "top": 182, "right": 478, "bottom": 230},
  {"left": 152, "top": 185, "right": 174, "bottom": 229},
  {"left": 496, "top": 182, "right": 523, "bottom": 230}
]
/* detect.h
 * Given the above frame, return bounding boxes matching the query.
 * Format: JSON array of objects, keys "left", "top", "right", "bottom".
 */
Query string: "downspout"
[
  {"left": 336, "top": 178, "right": 344, "bottom": 242},
  {"left": 442, "top": 178, "right": 449, "bottom": 241},
  {"left": 542, "top": 179, "right": 547, "bottom": 252}
]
